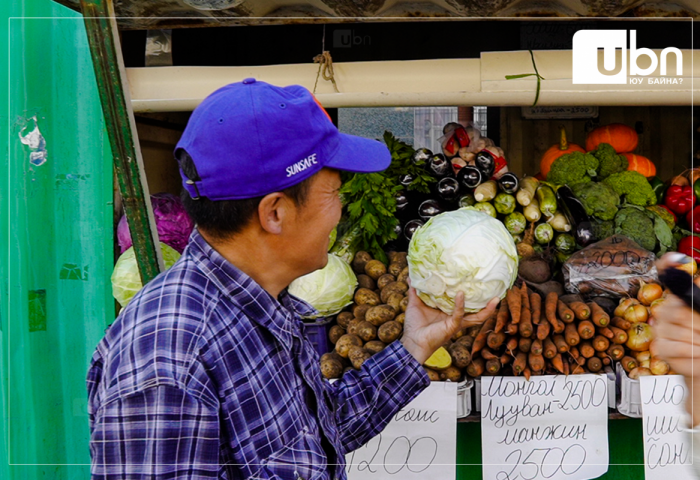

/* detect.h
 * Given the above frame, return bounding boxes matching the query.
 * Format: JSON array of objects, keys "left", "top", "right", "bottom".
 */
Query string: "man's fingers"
[{"left": 462, "top": 297, "right": 499, "bottom": 328}]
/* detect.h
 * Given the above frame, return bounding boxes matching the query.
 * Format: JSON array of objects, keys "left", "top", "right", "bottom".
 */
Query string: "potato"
[
  {"left": 455, "top": 334, "right": 475, "bottom": 350},
  {"left": 366, "top": 305, "right": 397, "bottom": 326},
  {"left": 352, "top": 251, "right": 373, "bottom": 274},
  {"left": 394, "top": 313, "right": 406, "bottom": 324},
  {"left": 388, "top": 261, "right": 406, "bottom": 278},
  {"left": 328, "top": 325, "right": 347, "bottom": 344},
  {"left": 380, "top": 281, "right": 409, "bottom": 303},
  {"left": 364, "top": 260, "right": 387, "bottom": 280},
  {"left": 320, "top": 358, "right": 344, "bottom": 379},
  {"left": 356, "top": 274, "right": 376, "bottom": 291},
  {"left": 356, "top": 321, "right": 377, "bottom": 342},
  {"left": 466, "top": 326, "right": 481, "bottom": 337},
  {"left": 448, "top": 343, "right": 472, "bottom": 368},
  {"left": 377, "top": 274, "right": 396, "bottom": 290},
  {"left": 354, "top": 288, "right": 380, "bottom": 306},
  {"left": 440, "top": 365, "right": 462, "bottom": 382},
  {"left": 399, "top": 296, "right": 409, "bottom": 313},
  {"left": 353, "top": 304, "right": 371, "bottom": 320},
  {"left": 320, "top": 351, "right": 347, "bottom": 366},
  {"left": 393, "top": 252, "right": 408, "bottom": 264},
  {"left": 386, "top": 293, "right": 404, "bottom": 313},
  {"left": 335, "top": 334, "right": 363, "bottom": 358},
  {"left": 397, "top": 266, "right": 409, "bottom": 284},
  {"left": 348, "top": 346, "right": 372, "bottom": 369},
  {"left": 378, "top": 320, "right": 403, "bottom": 343},
  {"left": 336, "top": 312, "right": 354, "bottom": 329},
  {"left": 424, "top": 368, "right": 441, "bottom": 381},
  {"left": 387, "top": 251, "right": 401, "bottom": 263},
  {"left": 364, "top": 340, "right": 386, "bottom": 355},
  {"left": 346, "top": 319, "right": 362, "bottom": 336},
  {"left": 424, "top": 346, "right": 452, "bottom": 370}
]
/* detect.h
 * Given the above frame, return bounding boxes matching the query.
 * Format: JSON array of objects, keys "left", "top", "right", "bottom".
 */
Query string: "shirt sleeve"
[
  {"left": 89, "top": 385, "right": 222, "bottom": 480},
  {"left": 327, "top": 340, "right": 430, "bottom": 454}
]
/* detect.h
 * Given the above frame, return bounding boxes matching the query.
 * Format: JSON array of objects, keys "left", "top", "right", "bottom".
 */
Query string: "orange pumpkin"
[
  {"left": 586, "top": 123, "right": 638, "bottom": 153},
  {"left": 623, "top": 153, "right": 656, "bottom": 178},
  {"left": 540, "top": 126, "right": 585, "bottom": 177}
]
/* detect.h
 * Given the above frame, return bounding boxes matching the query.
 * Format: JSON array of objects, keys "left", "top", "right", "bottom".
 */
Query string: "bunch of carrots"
[{"left": 463, "top": 283, "right": 629, "bottom": 380}]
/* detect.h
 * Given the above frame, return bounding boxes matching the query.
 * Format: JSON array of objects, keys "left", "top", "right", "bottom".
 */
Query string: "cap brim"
[{"left": 325, "top": 132, "right": 391, "bottom": 173}]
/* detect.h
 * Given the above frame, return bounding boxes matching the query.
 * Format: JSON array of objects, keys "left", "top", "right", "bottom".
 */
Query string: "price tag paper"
[
  {"left": 640, "top": 375, "right": 695, "bottom": 480},
  {"left": 346, "top": 381, "right": 458, "bottom": 480},
  {"left": 481, "top": 375, "right": 609, "bottom": 480}
]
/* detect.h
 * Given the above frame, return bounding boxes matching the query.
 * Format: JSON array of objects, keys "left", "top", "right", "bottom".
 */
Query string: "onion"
[
  {"left": 637, "top": 281, "right": 664, "bottom": 306},
  {"left": 629, "top": 367, "right": 653, "bottom": 379},
  {"left": 627, "top": 322, "right": 653, "bottom": 352},
  {"left": 625, "top": 304, "right": 649, "bottom": 323},
  {"left": 677, "top": 259, "right": 698, "bottom": 277},
  {"left": 640, "top": 359, "right": 651, "bottom": 369},
  {"left": 635, "top": 350, "right": 652, "bottom": 363},
  {"left": 615, "top": 297, "right": 639, "bottom": 318},
  {"left": 650, "top": 357, "right": 670, "bottom": 375}
]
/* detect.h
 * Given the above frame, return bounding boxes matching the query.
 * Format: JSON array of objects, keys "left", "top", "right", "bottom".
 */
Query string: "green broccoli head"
[
  {"left": 602, "top": 171, "right": 657, "bottom": 206},
  {"left": 592, "top": 220, "right": 615, "bottom": 240},
  {"left": 592, "top": 143, "right": 629, "bottom": 179},
  {"left": 614, "top": 207, "right": 656, "bottom": 251},
  {"left": 571, "top": 182, "right": 620, "bottom": 221},
  {"left": 546, "top": 151, "right": 600, "bottom": 186}
]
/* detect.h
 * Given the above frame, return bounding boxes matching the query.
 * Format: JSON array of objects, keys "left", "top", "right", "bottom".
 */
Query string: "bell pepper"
[
  {"left": 678, "top": 235, "right": 700, "bottom": 264},
  {"left": 687, "top": 205, "right": 700, "bottom": 234},
  {"left": 664, "top": 185, "right": 696, "bottom": 216},
  {"left": 694, "top": 178, "right": 700, "bottom": 200},
  {"left": 648, "top": 177, "right": 667, "bottom": 204}
]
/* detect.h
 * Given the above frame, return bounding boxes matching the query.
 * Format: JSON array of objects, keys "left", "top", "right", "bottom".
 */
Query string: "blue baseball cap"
[{"left": 175, "top": 79, "right": 391, "bottom": 200}]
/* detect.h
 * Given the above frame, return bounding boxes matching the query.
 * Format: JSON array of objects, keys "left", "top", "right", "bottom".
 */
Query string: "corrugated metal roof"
[{"left": 55, "top": 0, "right": 698, "bottom": 29}]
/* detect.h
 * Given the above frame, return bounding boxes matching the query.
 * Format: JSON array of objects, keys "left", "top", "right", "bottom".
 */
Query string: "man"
[{"left": 87, "top": 79, "right": 498, "bottom": 479}]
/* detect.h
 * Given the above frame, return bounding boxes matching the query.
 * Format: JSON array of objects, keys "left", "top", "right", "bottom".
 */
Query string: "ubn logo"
[
  {"left": 572, "top": 30, "right": 682, "bottom": 84},
  {"left": 333, "top": 30, "right": 371, "bottom": 48}
]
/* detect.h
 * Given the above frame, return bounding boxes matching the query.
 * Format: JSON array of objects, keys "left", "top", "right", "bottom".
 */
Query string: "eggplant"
[
  {"left": 412, "top": 148, "right": 433, "bottom": 165},
  {"left": 426, "top": 154, "right": 452, "bottom": 178},
  {"left": 498, "top": 172, "right": 519, "bottom": 194},
  {"left": 556, "top": 185, "right": 596, "bottom": 247},
  {"left": 393, "top": 223, "right": 403, "bottom": 236},
  {"left": 456, "top": 165, "right": 483, "bottom": 190},
  {"left": 474, "top": 150, "right": 496, "bottom": 179},
  {"left": 404, "top": 219, "right": 424, "bottom": 241},
  {"left": 418, "top": 199, "right": 444, "bottom": 220},
  {"left": 399, "top": 173, "right": 415, "bottom": 188},
  {"left": 395, "top": 191, "right": 409, "bottom": 212},
  {"left": 436, "top": 177, "right": 460, "bottom": 203}
]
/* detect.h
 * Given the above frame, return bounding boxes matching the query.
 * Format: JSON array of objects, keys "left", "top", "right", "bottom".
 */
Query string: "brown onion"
[
  {"left": 615, "top": 297, "right": 639, "bottom": 318},
  {"left": 637, "top": 281, "right": 664, "bottom": 306},
  {"left": 678, "top": 259, "right": 698, "bottom": 277},
  {"left": 635, "top": 350, "right": 652, "bottom": 362},
  {"left": 629, "top": 366, "right": 653, "bottom": 379},
  {"left": 640, "top": 359, "right": 651, "bottom": 369},
  {"left": 650, "top": 357, "right": 670, "bottom": 375},
  {"left": 627, "top": 322, "right": 653, "bottom": 352},
  {"left": 625, "top": 304, "right": 649, "bottom": 323}
]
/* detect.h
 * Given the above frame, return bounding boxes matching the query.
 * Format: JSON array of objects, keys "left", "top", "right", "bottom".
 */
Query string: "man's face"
[{"left": 286, "top": 168, "right": 342, "bottom": 276}]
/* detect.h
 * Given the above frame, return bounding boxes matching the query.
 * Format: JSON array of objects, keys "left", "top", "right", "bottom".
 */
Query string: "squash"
[
  {"left": 586, "top": 123, "right": 638, "bottom": 153},
  {"left": 540, "top": 126, "right": 585, "bottom": 177},
  {"left": 623, "top": 153, "right": 656, "bottom": 178}
]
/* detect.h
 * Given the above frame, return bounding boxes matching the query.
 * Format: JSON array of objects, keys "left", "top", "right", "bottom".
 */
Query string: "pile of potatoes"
[{"left": 320, "top": 251, "right": 410, "bottom": 379}]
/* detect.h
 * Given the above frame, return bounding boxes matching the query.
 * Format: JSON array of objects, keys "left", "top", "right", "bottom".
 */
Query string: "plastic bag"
[
  {"left": 563, "top": 235, "right": 658, "bottom": 299},
  {"left": 111, "top": 242, "right": 180, "bottom": 307},
  {"left": 117, "top": 193, "right": 194, "bottom": 254}
]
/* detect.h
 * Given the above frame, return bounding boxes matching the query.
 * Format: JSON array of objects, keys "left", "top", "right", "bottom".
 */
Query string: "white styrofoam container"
[
  {"left": 615, "top": 362, "right": 642, "bottom": 418},
  {"left": 456, "top": 377, "right": 474, "bottom": 418}
]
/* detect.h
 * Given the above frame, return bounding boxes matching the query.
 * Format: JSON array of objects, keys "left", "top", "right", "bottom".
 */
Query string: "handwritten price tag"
[
  {"left": 346, "top": 382, "right": 457, "bottom": 480},
  {"left": 640, "top": 375, "right": 695, "bottom": 480},
  {"left": 481, "top": 375, "right": 609, "bottom": 480}
]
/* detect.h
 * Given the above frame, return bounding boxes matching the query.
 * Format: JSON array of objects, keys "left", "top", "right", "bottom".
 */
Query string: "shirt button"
[{"left": 242, "top": 77, "right": 256, "bottom": 84}]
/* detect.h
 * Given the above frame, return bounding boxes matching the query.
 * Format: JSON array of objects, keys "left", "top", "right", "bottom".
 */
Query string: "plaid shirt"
[{"left": 87, "top": 229, "right": 429, "bottom": 479}]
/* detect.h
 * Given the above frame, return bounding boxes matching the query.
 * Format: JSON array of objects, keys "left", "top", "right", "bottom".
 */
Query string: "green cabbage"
[
  {"left": 408, "top": 208, "right": 518, "bottom": 313},
  {"left": 111, "top": 242, "right": 180, "bottom": 307},
  {"left": 288, "top": 254, "right": 358, "bottom": 318}
]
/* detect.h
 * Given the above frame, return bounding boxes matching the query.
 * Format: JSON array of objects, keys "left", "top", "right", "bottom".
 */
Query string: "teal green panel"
[
  {"left": 457, "top": 418, "right": 645, "bottom": 479},
  {"left": 1, "top": 0, "right": 114, "bottom": 479}
]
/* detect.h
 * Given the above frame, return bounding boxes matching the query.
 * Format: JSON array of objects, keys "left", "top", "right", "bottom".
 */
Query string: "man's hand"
[{"left": 401, "top": 286, "right": 499, "bottom": 365}]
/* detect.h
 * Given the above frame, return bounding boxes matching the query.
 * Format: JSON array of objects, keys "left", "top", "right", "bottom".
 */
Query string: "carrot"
[
  {"left": 589, "top": 302, "right": 610, "bottom": 328},
  {"left": 609, "top": 327, "right": 628, "bottom": 345},
  {"left": 519, "top": 337, "right": 533, "bottom": 354},
  {"left": 506, "top": 288, "right": 521, "bottom": 324},
  {"left": 562, "top": 358, "right": 570, "bottom": 375},
  {"left": 513, "top": 352, "right": 527, "bottom": 375},
  {"left": 558, "top": 301, "right": 575, "bottom": 323},
  {"left": 571, "top": 364, "right": 586, "bottom": 375},
  {"left": 568, "top": 302, "right": 591, "bottom": 320},
  {"left": 500, "top": 354, "right": 512, "bottom": 366},
  {"left": 519, "top": 307, "right": 533, "bottom": 338},
  {"left": 553, "top": 318, "right": 566, "bottom": 334},
  {"left": 530, "top": 338, "right": 543, "bottom": 355},
  {"left": 495, "top": 301, "right": 510, "bottom": 333},
  {"left": 592, "top": 335, "right": 610, "bottom": 352},
  {"left": 621, "top": 356, "right": 638, "bottom": 373},
  {"left": 485, "top": 358, "right": 501, "bottom": 375},
  {"left": 569, "top": 346, "right": 581, "bottom": 361},
  {"left": 466, "top": 358, "right": 485, "bottom": 377},
  {"left": 564, "top": 323, "right": 580, "bottom": 346},
  {"left": 487, "top": 331, "right": 507, "bottom": 350},
  {"left": 505, "top": 322, "right": 518, "bottom": 335},
  {"left": 523, "top": 367, "right": 532, "bottom": 381},
  {"left": 551, "top": 353, "right": 565, "bottom": 373},
  {"left": 607, "top": 344, "right": 625, "bottom": 361},
  {"left": 506, "top": 336, "right": 519, "bottom": 354},
  {"left": 553, "top": 335, "right": 569, "bottom": 353},
  {"left": 543, "top": 338, "right": 557, "bottom": 359},
  {"left": 602, "top": 357, "right": 611, "bottom": 366},
  {"left": 480, "top": 348, "right": 498, "bottom": 361},
  {"left": 579, "top": 341, "right": 595, "bottom": 358},
  {"left": 521, "top": 283, "right": 531, "bottom": 310},
  {"left": 471, "top": 315, "right": 496, "bottom": 355},
  {"left": 529, "top": 353, "right": 545, "bottom": 372},
  {"left": 577, "top": 320, "right": 595, "bottom": 340},
  {"left": 598, "top": 327, "right": 615, "bottom": 340},
  {"left": 545, "top": 292, "right": 559, "bottom": 328},
  {"left": 537, "top": 317, "right": 551, "bottom": 340},
  {"left": 530, "top": 293, "right": 542, "bottom": 325},
  {"left": 611, "top": 316, "right": 632, "bottom": 330}
]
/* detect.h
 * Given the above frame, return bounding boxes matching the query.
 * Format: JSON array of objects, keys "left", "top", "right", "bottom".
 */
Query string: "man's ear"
[{"left": 258, "top": 192, "right": 290, "bottom": 235}]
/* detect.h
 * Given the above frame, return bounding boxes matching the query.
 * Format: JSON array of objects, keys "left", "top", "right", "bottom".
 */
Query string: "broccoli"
[
  {"left": 614, "top": 207, "right": 656, "bottom": 251},
  {"left": 591, "top": 143, "right": 629, "bottom": 179},
  {"left": 602, "top": 171, "right": 657, "bottom": 206},
  {"left": 572, "top": 182, "right": 620, "bottom": 221},
  {"left": 546, "top": 151, "right": 600, "bottom": 186},
  {"left": 592, "top": 220, "right": 614, "bottom": 240}
]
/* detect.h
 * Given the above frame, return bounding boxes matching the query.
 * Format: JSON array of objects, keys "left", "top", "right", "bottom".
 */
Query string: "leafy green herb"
[{"left": 383, "top": 131, "right": 435, "bottom": 193}]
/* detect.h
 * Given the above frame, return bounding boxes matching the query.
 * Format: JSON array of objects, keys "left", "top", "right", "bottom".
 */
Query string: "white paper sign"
[
  {"left": 346, "top": 382, "right": 457, "bottom": 480},
  {"left": 640, "top": 375, "right": 695, "bottom": 480},
  {"left": 481, "top": 375, "right": 609, "bottom": 480}
]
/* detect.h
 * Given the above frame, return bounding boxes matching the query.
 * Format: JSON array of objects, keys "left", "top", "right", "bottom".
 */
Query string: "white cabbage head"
[
  {"left": 289, "top": 253, "right": 358, "bottom": 318},
  {"left": 408, "top": 208, "right": 518, "bottom": 313}
]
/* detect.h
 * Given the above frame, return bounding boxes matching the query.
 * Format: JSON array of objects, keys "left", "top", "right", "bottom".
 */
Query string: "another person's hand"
[{"left": 401, "top": 286, "right": 499, "bottom": 365}]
